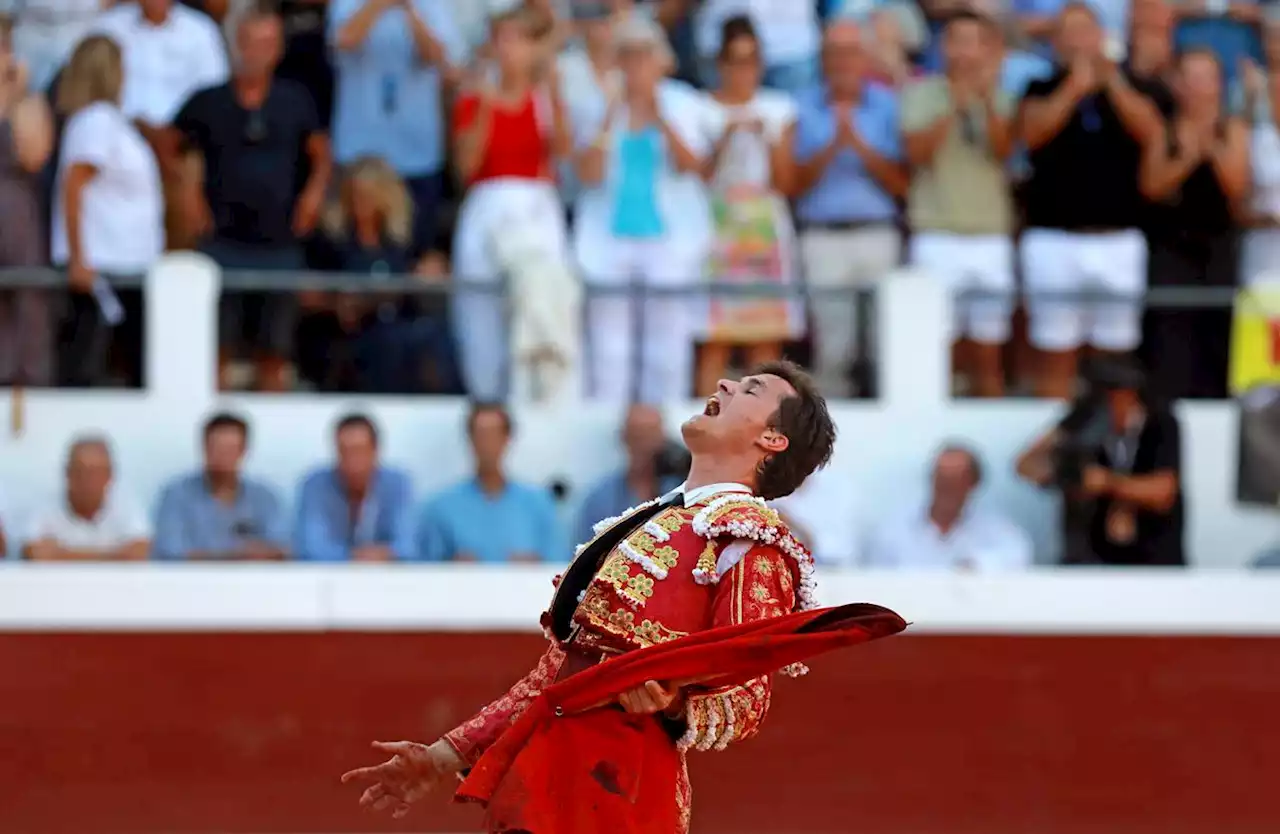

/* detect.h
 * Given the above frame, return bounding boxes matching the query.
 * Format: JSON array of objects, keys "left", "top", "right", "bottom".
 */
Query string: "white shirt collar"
[{"left": 667, "top": 481, "right": 754, "bottom": 508}]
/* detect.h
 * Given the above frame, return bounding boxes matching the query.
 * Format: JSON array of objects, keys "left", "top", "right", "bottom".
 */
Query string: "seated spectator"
[
  {"left": 1240, "top": 11, "right": 1280, "bottom": 285},
  {"left": 771, "top": 464, "right": 860, "bottom": 566},
  {"left": 1018, "top": 2, "right": 1162, "bottom": 399},
  {"left": 329, "top": 0, "right": 465, "bottom": 253},
  {"left": 21, "top": 435, "right": 150, "bottom": 561},
  {"left": 693, "top": 0, "right": 822, "bottom": 94},
  {"left": 695, "top": 16, "right": 802, "bottom": 397},
  {"left": 573, "top": 402, "right": 682, "bottom": 545},
  {"left": 93, "top": 0, "right": 229, "bottom": 250},
  {"left": 866, "top": 444, "right": 1033, "bottom": 570},
  {"left": 51, "top": 35, "right": 163, "bottom": 388},
  {"left": 0, "top": 15, "right": 54, "bottom": 388},
  {"left": 6, "top": 0, "right": 102, "bottom": 94},
  {"left": 303, "top": 156, "right": 459, "bottom": 394},
  {"left": 782, "top": 18, "right": 907, "bottom": 398},
  {"left": 166, "top": 2, "right": 332, "bottom": 392},
  {"left": 294, "top": 413, "right": 414, "bottom": 561},
  {"left": 417, "top": 403, "right": 564, "bottom": 563},
  {"left": 1016, "top": 356, "right": 1185, "bottom": 566},
  {"left": 573, "top": 14, "right": 710, "bottom": 402},
  {"left": 1140, "top": 48, "right": 1248, "bottom": 401},
  {"left": 153, "top": 412, "right": 289, "bottom": 560},
  {"left": 903, "top": 11, "right": 1015, "bottom": 397},
  {"left": 452, "top": 5, "right": 573, "bottom": 401}
]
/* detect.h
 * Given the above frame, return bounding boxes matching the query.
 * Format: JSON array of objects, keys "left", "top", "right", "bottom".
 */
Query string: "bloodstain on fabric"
[{"left": 590, "top": 761, "right": 625, "bottom": 797}]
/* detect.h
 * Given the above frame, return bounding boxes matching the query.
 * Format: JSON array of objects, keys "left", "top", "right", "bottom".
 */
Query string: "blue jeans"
[
  {"left": 404, "top": 171, "right": 445, "bottom": 256},
  {"left": 354, "top": 311, "right": 462, "bottom": 394}
]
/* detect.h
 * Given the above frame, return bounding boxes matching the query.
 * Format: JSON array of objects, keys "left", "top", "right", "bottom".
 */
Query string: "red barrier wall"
[{"left": 1, "top": 632, "right": 1277, "bottom": 834}]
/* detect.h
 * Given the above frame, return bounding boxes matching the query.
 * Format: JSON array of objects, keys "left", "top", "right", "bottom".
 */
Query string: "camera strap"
[{"left": 1107, "top": 413, "right": 1145, "bottom": 475}]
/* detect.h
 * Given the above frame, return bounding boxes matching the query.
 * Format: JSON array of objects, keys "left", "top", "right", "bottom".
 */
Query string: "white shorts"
[
  {"left": 909, "top": 231, "right": 1014, "bottom": 344},
  {"left": 1020, "top": 228, "right": 1147, "bottom": 352}
]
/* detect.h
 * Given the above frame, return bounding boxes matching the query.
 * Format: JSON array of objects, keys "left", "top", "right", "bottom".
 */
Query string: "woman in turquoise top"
[{"left": 571, "top": 15, "right": 712, "bottom": 404}]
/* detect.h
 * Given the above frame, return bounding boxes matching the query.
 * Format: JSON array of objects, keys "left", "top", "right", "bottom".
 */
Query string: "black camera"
[
  {"left": 653, "top": 440, "right": 692, "bottom": 482},
  {"left": 1049, "top": 356, "right": 1147, "bottom": 491}
]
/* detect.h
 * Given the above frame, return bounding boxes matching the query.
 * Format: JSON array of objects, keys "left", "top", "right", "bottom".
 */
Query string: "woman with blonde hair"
[
  {"left": 302, "top": 155, "right": 460, "bottom": 393},
  {"left": 0, "top": 14, "right": 54, "bottom": 388},
  {"left": 51, "top": 34, "right": 162, "bottom": 387}
]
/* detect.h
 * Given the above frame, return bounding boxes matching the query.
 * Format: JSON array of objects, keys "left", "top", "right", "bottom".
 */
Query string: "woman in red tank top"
[{"left": 450, "top": 6, "right": 573, "bottom": 401}]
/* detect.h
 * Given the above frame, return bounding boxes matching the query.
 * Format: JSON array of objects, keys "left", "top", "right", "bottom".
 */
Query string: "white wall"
[{"left": 0, "top": 254, "right": 1275, "bottom": 566}]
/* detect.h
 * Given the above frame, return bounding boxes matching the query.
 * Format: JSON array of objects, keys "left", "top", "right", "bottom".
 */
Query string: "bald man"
[{"left": 573, "top": 404, "right": 685, "bottom": 545}]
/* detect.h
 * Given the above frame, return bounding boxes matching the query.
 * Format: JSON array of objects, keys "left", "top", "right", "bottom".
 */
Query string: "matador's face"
[{"left": 683, "top": 373, "right": 794, "bottom": 461}]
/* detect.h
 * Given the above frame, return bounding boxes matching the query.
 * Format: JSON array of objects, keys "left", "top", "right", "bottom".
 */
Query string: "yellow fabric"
[{"left": 1230, "top": 286, "right": 1280, "bottom": 396}]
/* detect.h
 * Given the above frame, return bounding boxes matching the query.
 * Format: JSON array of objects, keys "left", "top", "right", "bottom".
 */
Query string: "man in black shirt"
[
  {"left": 1016, "top": 357, "right": 1185, "bottom": 566},
  {"left": 1018, "top": 1, "right": 1164, "bottom": 400},
  {"left": 167, "top": 0, "right": 332, "bottom": 391}
]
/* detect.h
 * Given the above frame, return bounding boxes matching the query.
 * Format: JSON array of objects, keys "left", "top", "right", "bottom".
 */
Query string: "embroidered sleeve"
[
  {"left": 676, "top": 543, "right": 796, "bottom": 752},
  {"left": 443, "top": 645, "right": 566, "bottom": 765}
]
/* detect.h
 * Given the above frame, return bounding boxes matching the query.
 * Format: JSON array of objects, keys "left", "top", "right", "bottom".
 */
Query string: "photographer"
[
  {"left": 1016, "top": 357, "right": 1186, "bottom": 566},
  {"left": 574, "top": 404, "right": 688, "bottom": 546}
]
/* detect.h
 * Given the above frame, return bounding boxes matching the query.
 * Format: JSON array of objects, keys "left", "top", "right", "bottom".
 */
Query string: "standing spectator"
[
  {"left": 863, "top": 1, "right": 929, "bottom": 90},
  {"left": 153, "top": 412, "right": 289, "bottom": 560},
  {"left": 452, "top": 5, "right": 571, "bottom": 401},
  {"left": 51, "top": 35, "right": 163, "bottom": 388},
  {"left": 416, "top": 403, "right": 564, "bottom": 563},
  {"left": 865, "top": 444, "right": 1033, "bottom": 570},
  {"left": 92, "top": 0, "right": 229, "bottom": 250},
  {"left": 1127, "top": 0, "right": 1175, "bottom": 88},
  {"left": 573, "top": 402, "right": 681, "bottom": 545},
  {"left": 167, "top": 2, "right": 332, "bottom": 392},
  {"left": 1140, "top": 49, "right": 1248, "bottom": 401},
  {"left": 329, "top": 0, "right": 465, "bottom": 253},
  {"left": 21, "top": 435, "right": 151, "bottom": 561},
  {"left": 695, "top": 15, "right": 801, "bottom": 396},
  {"left": 1239, "top": 9, "right": 1280, "bottom": 285},
  {"left": 1011, "top": 0, "right": 1130, "bottom": 61},
  {"left": 556, "top": 1, "right": 620, "bottom": 205},
  {"left": 0, "top": 14, "right": 53, "bottom": 388},
  {"left": 294, "top": 413, "right": 415, "bottom": 562},
  {"left": 693, "top": 0, "right": 822, "bottom": 94},
  {"left": 783, "top": 18, "right": 907, "bottom": 398},
  {"left": 306, "top": 156, "right": 459, "bottom": 393},
  {"left": 902, "top": 11, "right": 1015, "bottom": 397},
  {"left": 277, "top": 0, "right": 335, "bottom": 129},
  {"left": 1018, "top": 2, "right": 1162, "bottom": 399},
  {"left": 1171, "top": 0, "right": 1260, "bottom": 92},
  {"left": 573, "top": 13, "right": 710, "bottom": 402},
  {"left": 4, "top": 0, "right": 102, "bottom": 94}
]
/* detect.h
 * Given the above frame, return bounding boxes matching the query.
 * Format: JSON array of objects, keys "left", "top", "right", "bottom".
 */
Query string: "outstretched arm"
[
  {"left": 675, "top": 543, "right": 797, "bottom": 751},
  {"left": 442, "top": 645, "right": 567, "bottom": 765}
]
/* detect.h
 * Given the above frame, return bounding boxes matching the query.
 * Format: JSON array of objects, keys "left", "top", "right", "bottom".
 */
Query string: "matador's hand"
[
  {"left": 618, "top": 680, "right": 684, "bottom": 716},
  {"left": 341, "top": 739, "right": 462, "bottom": 819}
]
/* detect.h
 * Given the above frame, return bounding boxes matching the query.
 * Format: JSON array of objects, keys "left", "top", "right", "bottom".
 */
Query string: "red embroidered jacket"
[{"left": 443, "top": 490, "right": 815, "bottom": 763}]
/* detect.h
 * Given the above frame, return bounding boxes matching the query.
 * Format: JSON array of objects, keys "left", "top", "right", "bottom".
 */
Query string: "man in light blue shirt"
[
  {"left": 153, "top": 413, "right": 289, "bottom": 560},
  {"left": 786, "top": 18, "right": 907, "bottom": 397},
  {"left": 295, "top": 413, "right": 415, "bottom": 561},
  {"left": 573, "top": 404, "right": 684, "bottom": 547},
  {"left": 417, "top": 403, "right": 564, "bottom": 563},
  {"left": 327, "top": 0, "right": 466, "bottom": 251}
]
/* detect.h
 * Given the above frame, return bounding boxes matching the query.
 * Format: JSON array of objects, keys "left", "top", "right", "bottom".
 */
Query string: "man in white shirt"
[
  {"left": 22, "top": 436, "right": 151, "bottom": 561},
  {"left": 865, "top": 444, "right": 1033, "bottom": 571}
]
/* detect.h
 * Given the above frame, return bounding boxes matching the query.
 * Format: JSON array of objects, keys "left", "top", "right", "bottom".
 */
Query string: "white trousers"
[
  {"left": 451, "top": 178, "right": 570, "bottom": 401},
  {"left": 1020, "top": 228, "right": 1147, "bottom": 352},
  {"left": 909, "top": 231, "right": 1015, "bottom": 344},
  {"left": 581, "top": 237, "right": 702, "bottom": 403},
  {"left": 798, "top": 225, "right": 902, "bottom": 394}
]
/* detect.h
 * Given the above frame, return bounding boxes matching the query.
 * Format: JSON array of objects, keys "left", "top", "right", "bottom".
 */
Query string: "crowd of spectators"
[{"left": 0, "top": 0, "right": 1274, "bottom": 401}]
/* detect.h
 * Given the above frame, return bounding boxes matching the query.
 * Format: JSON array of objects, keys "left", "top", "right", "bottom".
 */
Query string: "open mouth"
[{"left": 704, "top": 397, "right": 721, "bottom": 416}]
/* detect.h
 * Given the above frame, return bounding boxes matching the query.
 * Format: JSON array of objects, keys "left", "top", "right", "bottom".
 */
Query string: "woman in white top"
[
  {"left": 573, "top": 13, "right": 710, "bottom": 402},
  {"left": 52, "top": 35, "right": 163, "bottom": 386},
  {"left": 695, "top": 14, "right": 801, "bottom": 396}
]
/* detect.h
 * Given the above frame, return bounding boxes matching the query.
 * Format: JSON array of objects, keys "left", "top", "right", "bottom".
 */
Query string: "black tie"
[{"left": 548, "top": 492, "right": 683, "bottom": 640}]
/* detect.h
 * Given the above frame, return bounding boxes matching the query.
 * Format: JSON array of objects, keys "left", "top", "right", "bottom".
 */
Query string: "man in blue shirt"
[
  {"left": 573, "top": 403, "right": 684, "bottom": 547},
  {"left": 328, "top": 0, "right": 466, "bottom": 252},
  {"left": 153, "top": 412, "right": 290, "bottom": 560},
  {"left": 783, "top": 17, "right": 907, "bottom": 397},
  {"left": 416, "top": 403, "right": 564, "bottom": 563},
  {"left": 295, "top": 413, "right": 415, "bottom": 561}
]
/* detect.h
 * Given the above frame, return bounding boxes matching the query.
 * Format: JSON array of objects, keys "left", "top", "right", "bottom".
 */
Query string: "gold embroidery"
[
  {"left": 651, "top": 545, "right": 680, "bottom": 571},
  {"left": 750, "top": 583, "right": 779, "bottom": 605},
  {"left": 621, "top": 573, "right": 655, "bottom": 605},
  {"left": 629, "top": 531, "right": 658, "bottom": 552},
  {"left": 633, "top": 618, "right": 685, "bottom": 645},
  {"left": 598, "top": 556, "right": 631, "bottom": 587},
  {"left": 575, "top": 590, "right": 689, "bottom": 648},
  {"left": 754, "top": 555, "right": 775, "bottom": 575},
  {"left": 608, "top": 609, "right": 636, "bottom": 631},
  {"left": 656, "top": 511, "right": 686, "bottom": 533},
  {"left": 695, "top": 540, "right": 718, "bottom": 577}
]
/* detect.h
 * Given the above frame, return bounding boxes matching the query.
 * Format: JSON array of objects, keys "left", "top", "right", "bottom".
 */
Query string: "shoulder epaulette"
[{"left": 691, "top": 495, "right": 817, "bottom": 612}]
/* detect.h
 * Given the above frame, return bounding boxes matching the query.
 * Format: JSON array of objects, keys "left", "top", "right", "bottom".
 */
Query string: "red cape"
[{"left": 456, "top": 602, "right": 906, "bottom": 833}]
